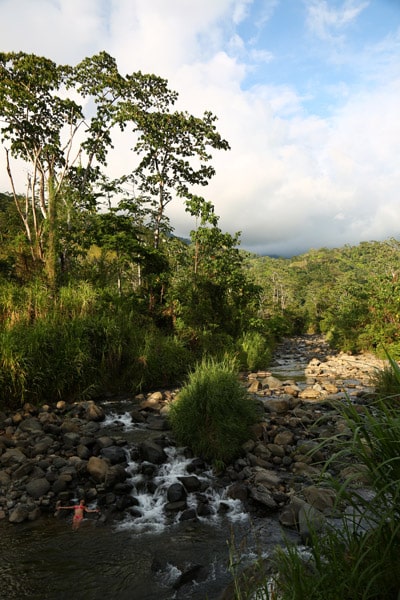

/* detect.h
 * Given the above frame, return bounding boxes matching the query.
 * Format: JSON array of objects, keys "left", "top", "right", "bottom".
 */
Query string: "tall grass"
[
  {"left": 0, "top": 279, "right": 192, "bottom": 408},
  {"left": 269, "top": 360, "right": 400, "bottom": 599},
  {"left": 168, "top": 357, "right": 258, "bottom": 468},
  {"left": 237, "top": 330, "right": 273, "bottom": 371}
]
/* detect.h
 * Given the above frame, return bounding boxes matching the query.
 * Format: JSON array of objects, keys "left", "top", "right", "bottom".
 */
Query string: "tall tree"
[{"left": 120, "top": 99, "right": 230, "bottom": 249}]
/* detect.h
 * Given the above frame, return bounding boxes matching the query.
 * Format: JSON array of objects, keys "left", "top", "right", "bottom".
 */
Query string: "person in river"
[{"left": 56, "top": 499, "right": 100, "bottom": 530}]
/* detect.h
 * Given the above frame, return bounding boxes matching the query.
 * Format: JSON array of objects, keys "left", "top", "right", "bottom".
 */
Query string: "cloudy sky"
[{"left": 1, "top": 0, "right": 400, "bottom": 256}]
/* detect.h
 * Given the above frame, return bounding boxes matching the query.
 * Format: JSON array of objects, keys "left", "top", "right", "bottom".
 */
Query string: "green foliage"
[
  {"left": 237, "top": 331, "right": 273, "bottom": 371},
  {"left": 0, "top": 280, "right": 192, "bottom": 409},
  {"left": 369, "top": 356, "right": 400, "bottom": 405},
  {"left": 246, "top": 238, "right": 400, "bottom": 356},
  {"left": 271, "top": 370, "right": 400, "bottom": 600},
  {"left": 168, "top": 357, "right": 258, "bottom": 466},
  {"left": 134, "top": 329, "right": 191, "bottom": 390}
]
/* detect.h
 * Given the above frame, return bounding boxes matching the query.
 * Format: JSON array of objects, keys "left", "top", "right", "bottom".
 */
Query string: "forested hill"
[{"left": 244, "top": 238, "right": 400, "bottom": 357}]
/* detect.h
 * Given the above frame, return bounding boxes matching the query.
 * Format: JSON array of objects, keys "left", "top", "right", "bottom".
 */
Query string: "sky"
[{"left": 1, "top": 0, "right": 400, "bottom": 257}]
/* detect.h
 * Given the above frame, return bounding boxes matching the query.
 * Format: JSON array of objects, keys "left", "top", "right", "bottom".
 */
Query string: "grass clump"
[
  {"left": 369, "top": 355, "right": 400, "bottom": 405},
  {"left": 168, "top": 357, "right": 258, "bottom": 468},
  {"left": 270, "top": 365, "right": 400, "bottom": 600}
]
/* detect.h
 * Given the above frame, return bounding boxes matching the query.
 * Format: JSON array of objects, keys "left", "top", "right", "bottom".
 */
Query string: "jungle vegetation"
[{"left": 0, "top": 51, "right": 399, "bottom": 411}]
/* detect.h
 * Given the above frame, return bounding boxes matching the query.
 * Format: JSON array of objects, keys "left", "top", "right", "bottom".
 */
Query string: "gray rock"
[
  {"left": 167, "top": 483, "right": 186, "bottom": 502},
  {"left": 26, "top": 477, "right": 51, "bottom": 498},
  {"left": 139, "top": 440, "right": 167, "bottom": 464},
  {"left": 249, "top": 484, "right": 277, "bottom": 509},
  {"left": 100, "top": 446, "right": 127, "bottom": 465}
]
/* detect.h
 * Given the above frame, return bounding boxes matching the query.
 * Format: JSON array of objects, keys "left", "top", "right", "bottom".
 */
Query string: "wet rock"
[
  {"left": 178, "top": 475, "right": 201, "bottom": 492},
  {"left": 248, "top": 484, "right": 278, "bottom": 509},
  {"left": 167, "top": 482, "right": 186, "bottom": 502},
  {"left": 100, "top": 446, "right": 127, "bottom": 465},
  {"left": 139, "top": 440, "right": 167, "bottom": 464},
  {"left": 172, "top": 563, "right": 208, "bottom": 590}
]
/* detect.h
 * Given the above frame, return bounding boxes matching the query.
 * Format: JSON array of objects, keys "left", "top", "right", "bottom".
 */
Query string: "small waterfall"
[{"left": 117, "top": 445, "right": 248, "bottom": 533}]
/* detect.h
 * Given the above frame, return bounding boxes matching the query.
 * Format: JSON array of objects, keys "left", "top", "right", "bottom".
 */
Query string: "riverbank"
[
  {"left": 0, "top": 335, "right": 389, "bottom": 597},
  {"left": 0, "top": 335, "right": 387, "bottom": 528}
]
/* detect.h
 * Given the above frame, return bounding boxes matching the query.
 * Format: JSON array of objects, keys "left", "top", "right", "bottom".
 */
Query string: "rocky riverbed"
[{"left": 0, "top": 335, "right": 388, "bottom": 545}]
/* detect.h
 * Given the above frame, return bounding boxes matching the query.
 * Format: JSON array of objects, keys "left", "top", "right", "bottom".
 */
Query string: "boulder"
[
  {"left": 87, "top": 456, "right": 109, "bottom": 482},
  {"left": 85, "top": 401, "right": 105, "bottom": 422},
  {"left": 139, "top": 440, "right": 167, "bottom": 464},
  {"left": 26, "top": 477, "right": 51, "bottom": 498},
  {"left": 248, "top": 484, "right": 277, "bottom": 509},
  {"left": 167, "top": 483, "right": 186, "bottom": 502},
  {"left": 100, "top": 446, "right": 127, "bottom": 465}
]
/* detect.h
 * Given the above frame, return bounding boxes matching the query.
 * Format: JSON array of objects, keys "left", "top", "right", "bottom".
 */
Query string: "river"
[{"left": 1, "top": 337, "right": 327, "bottom": 600}]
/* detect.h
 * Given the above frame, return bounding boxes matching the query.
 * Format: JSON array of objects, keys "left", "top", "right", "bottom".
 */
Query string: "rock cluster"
[
  {"left": 0, "top": 336, "right": 387, "bottom": 537},
  {"left": 223, "top": 337, "right": 387, "bottom": 539}
]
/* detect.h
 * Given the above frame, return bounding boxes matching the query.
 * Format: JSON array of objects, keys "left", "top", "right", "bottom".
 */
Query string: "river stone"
[
  {"left": 26, "top": 477, "right": 51, "bottom": 498},
  {"left": 262, "top": 375, "right": 284, "bottom": 389},
  {"left": 249, "top": 484, "right": 277, "bottom": 509},
  {"left": 253, "top": 468, "right": 282, "bottom": 488},
  {"left": 303, "top": 485, "right": 337, "bottom": 512},
  {"left": 85, "top": 402, "right": 105, "bottom": 422},
  {"left": 96, "top": 435, "right": 114, "bottom": 449},
  {"left": 274, "top": 430, "right": 294, "bottom": 445},
  {"left": 165, "top": 500, "right": 187, "bottom": 512},
  {"left": 139, "top": 440, "right": 167, "bottom": 464},
  {"left": 146, "top": 415, "right": 169, "bottom": 431},
  {"left": 63, "top": 432, "right": 81, "bottom": 447},
  {"left": 172, "top": 563, "right": 208, "bottom": 590},
  {"left": 0, "top": 470, "right": 11, "bottom": 485},
  {"left": 178, "top": 475, "right": 201, "bottom": 492},
  {"left": 226, "top": 482, "right": 248, "bottom": 502},
  {"left": 1, "top": 448, "right": 26, "bottom": 466},
  {"left": 298, "top": 503, "right": 326, "bottom": 541},
  {"left": 167, "top": 483, "right": 186, "bottom": 502},
  {"left": 87, "top": 456, "right": 109, "bottom": 482},
  {"left": 130, "top": 410, "right": 146, "bottom": 423},
  {"left": 100, "top": 446, "right": 127, "bottom": 464},
  {"left": 32, "top": 436, "right": 54, "bottom": 455},
  {"left": 9, "top": 504, "right": 29, "bottom": 523},
  {"left": 248, "top": 379, "right": 262, "bottom": 393},
  {"left": 279, "top": 496, "right": 306, "bottom": 528},
  {"left": 11, "top": 462, "right": 34, "bottom": 480},
  {"left": 263, "top": 398, "right": 291, "bottom": 413},
  {"left": 105, "top": 464, "right": 127, "bottom": 488}
]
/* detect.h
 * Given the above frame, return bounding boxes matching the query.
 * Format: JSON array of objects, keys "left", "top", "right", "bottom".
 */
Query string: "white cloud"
[
  {"left": 0, "top": 0, "right": 399, "bottom": 256},
  {"left": 305, "top": 0, "right": 369, "bottom": 42}
]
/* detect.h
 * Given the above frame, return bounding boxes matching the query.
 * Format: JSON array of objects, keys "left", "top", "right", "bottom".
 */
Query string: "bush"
[
  {"left": 369, "top": 356, "right": 400, "bottom": 405},
  {"left": 237, "top": 331, "right": 272, "bottom": 371},
  {"left": 168, "top": 357, "right": 258, "bottom": 467}
]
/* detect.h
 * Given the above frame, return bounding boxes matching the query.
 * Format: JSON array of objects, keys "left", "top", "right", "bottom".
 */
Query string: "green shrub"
[
  {"left": 168, "top": 357, "right": 258, "bottom": 467},
  {"left": 237, "top": 331, "right": 272, "bottom": 371},
  {"left": 134, "top": 329, "right": 191, "bottom": 390},
  {"left": 369, "top": 356, "right": 400, "bottom": 405}
]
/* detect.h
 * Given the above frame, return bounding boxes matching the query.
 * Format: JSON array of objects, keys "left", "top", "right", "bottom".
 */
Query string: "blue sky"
[{"left": 1, "top": 0, "right": 400, "bottom": 256}]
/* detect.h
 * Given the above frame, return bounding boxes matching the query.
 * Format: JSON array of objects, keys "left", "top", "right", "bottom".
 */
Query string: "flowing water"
[
  {"left": 1, "top": 341, "right": 319, "bottom": 600},
  {"left": 0, "top": 400, "right": 288, "bottom": 600}
]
